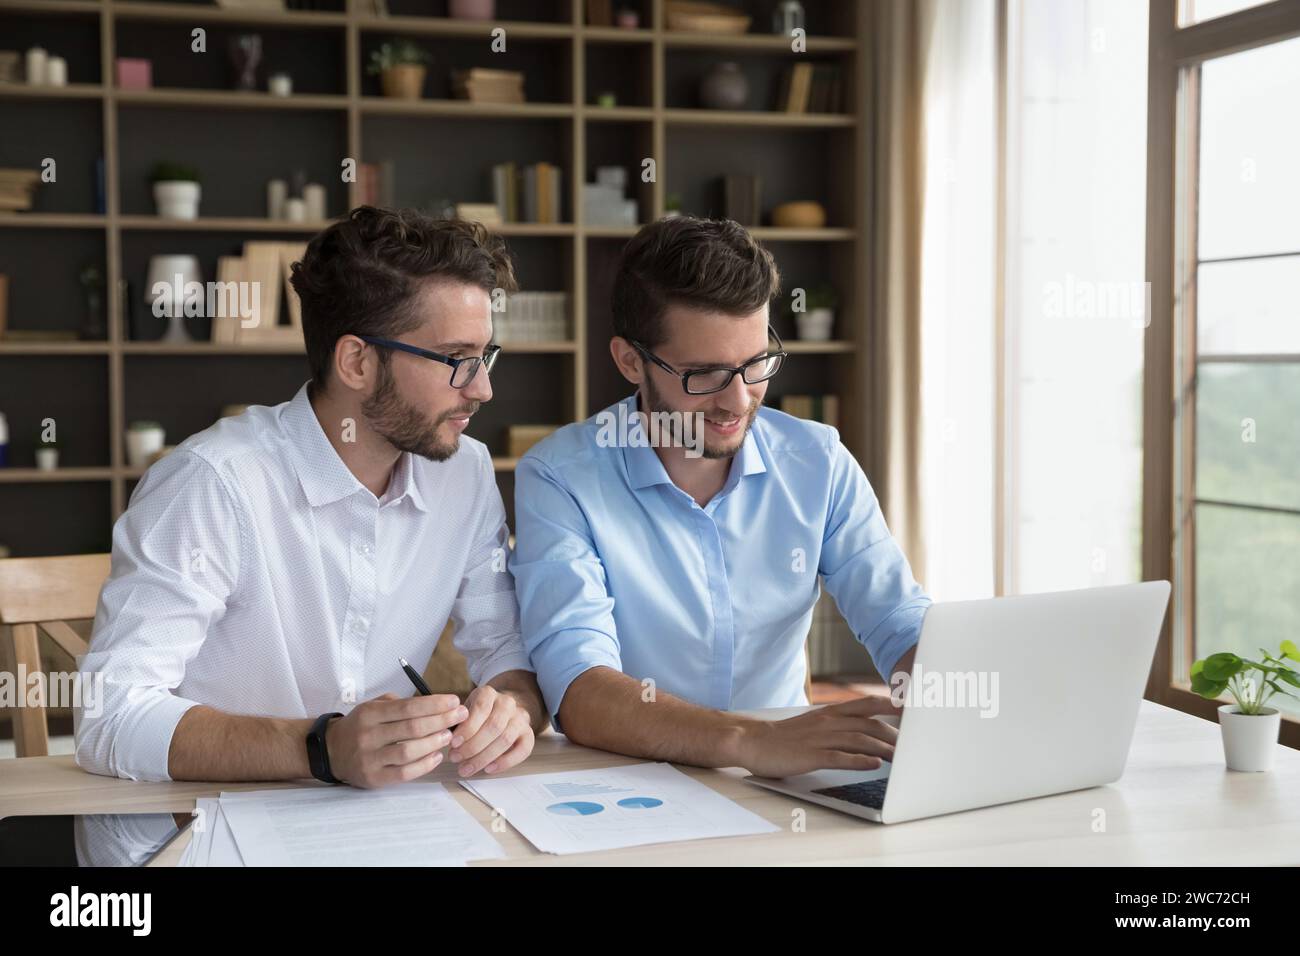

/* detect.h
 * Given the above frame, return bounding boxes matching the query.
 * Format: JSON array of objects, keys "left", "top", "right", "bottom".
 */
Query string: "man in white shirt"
[{"left": 75, "top": 207, "right": 546, "bottom": 786}]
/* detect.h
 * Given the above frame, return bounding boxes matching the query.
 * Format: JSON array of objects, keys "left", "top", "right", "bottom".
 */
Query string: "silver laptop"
[{"left": 745, "top": 581, "right": 1171, "bottom": 824}]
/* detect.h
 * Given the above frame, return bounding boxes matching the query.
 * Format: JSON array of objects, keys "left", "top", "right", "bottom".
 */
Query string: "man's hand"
[
  {"left": 736, "top": 696, "right": 902, "bottom": 778},
  {"left": 326, "top": 692, "right": 468, "bottom": 788},
  {"left": 449, "top": 684, "right": 536, "bottom": 778}
]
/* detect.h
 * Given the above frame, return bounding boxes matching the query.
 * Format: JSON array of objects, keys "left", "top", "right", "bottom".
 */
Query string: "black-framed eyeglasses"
[
  {"left": 353, "top": 335, "right": 500, "bottom": 389},
  {"left": 628, "top": 326, "right": 787, "bottom": 395}
]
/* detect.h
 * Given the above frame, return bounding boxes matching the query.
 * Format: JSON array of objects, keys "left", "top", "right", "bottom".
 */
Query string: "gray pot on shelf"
[{"left": 700, "top": 62, "right": 749, "bottom": 110}]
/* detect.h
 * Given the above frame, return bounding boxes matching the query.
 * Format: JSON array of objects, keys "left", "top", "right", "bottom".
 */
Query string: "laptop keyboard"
[{"left": 811, "top": 778, "right": 890, "bottom": 810}]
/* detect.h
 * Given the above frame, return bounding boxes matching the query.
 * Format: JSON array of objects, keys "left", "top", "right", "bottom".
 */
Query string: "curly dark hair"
[
  {"left": 290, "top": 206, "right": 518, "bottom": 388},
  {"left": 611, "top": 216, "right": 781, "bottom": 348}
]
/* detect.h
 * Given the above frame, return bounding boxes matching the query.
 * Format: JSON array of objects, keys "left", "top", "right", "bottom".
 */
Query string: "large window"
[{"left": 1174, "top": 32, "right": 1300, "bottom": 717}]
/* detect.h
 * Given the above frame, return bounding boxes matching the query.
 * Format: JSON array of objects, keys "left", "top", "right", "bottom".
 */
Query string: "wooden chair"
[{"left": 0, "top": 554, "right": 110, "bottom": 757}]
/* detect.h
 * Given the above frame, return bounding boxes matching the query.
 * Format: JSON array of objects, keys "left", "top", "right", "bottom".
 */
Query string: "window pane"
[
  {"left": 1178, "top": 0, "right": 1274, "bottom": 27},
  {"left": 1197, "top": 35, "right": 1300, "bottom": 260},
  {"left": 1194, "top": 503, "right": 1300, "bottom": 717},
  {"left": 1197, "top": 256, "right": 1300, "bottom": 355},
  {"left": 1195, "top": 362, "right": 1300, "bottom": 511}
]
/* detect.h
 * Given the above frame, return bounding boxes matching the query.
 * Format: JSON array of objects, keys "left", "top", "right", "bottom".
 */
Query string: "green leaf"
[
  {"left": 1282, "top": 639, "right": 1300, "bottom": 663},
  {"left": 1272, "top": 668, "right": 1300, "bottom": 689},
  {"left": 1201, "top": 653, "right": 1243, "bottom": 682},
  {"left": 1190, "top": 670, "right": 1229, "bottom": 699}
]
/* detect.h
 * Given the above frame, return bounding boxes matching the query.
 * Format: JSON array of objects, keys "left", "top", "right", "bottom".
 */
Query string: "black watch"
[{"left": 306, "top": 712, "right": 344, "bottom": 784}]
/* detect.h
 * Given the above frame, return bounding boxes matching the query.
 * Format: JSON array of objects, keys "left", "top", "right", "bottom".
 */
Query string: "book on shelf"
[
  {"left": 354, "top": 160, "right": 395, "bottom": 209},
  {"left": 494, "top": 162, "right": 563, "bottom": 224},
  {"left": 494, "top": 291, "right": 569, "bottom": 343},
  {"left": 586, "top": 0, "right": 613, "bottom": 27},
  {"left": 774, "top": 63, "right": 842, "bottom": 114},
  {"left": 0, "top": 168, "right": 41, "bottom": 213},
  {"left": 210, "top": 241, "right": 306, "bottom": 348},
  {"left": 778, "top": 394, "right": 840, "bottom": 429},
  {"left": 722, "top": 173, "right": 761, "bottom": 226},
  {"left": 455, "top": 202, "right": 503, "bottom": 225}
]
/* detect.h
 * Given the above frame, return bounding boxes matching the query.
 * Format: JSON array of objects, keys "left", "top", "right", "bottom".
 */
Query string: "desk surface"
[{"left": 1, "top": 700, "right": 1297, "bottom": 865}]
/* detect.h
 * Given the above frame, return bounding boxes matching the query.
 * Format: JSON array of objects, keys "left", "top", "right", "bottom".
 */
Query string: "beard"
[
  {"left": 361, "top": 358, "right": 476, "bottom": 463},
  {"left": 642, "top": 371, "right": 759, "bottom": 460}
]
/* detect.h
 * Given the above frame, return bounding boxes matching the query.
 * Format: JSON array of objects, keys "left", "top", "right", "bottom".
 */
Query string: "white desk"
[{"left": 1, "top": 700, "right": 1296, "bottom": 865}]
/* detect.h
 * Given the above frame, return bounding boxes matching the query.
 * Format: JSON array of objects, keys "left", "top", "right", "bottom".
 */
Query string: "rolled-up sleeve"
[
  {"left": 510, "top": 454, "right": 622, "bottom": 720},
  {"left": 819, "top": 440, "right": 932, "bottom": 682},
  {"left": 449, "top": 447, "right": 533, "bottom": 687},
  {"left": 74, "top": 451, "right": 244, "bottom": 782}
]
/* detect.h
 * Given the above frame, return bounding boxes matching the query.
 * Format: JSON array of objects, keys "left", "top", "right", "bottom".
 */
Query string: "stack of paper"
[
  {"left": 460, "top": 762, "right": 778, "bottom": 855},
  {"left": 179, "top": 783, "right": 503, "bottom": 867}
]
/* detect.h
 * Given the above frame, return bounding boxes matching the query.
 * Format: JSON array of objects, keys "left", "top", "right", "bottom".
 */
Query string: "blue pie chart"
[
  {"left": 617, "top": 796, "right": 664, "bottom": 809},
  {"left": 546, "top": 801, "right": 605, "bottom": 816}
]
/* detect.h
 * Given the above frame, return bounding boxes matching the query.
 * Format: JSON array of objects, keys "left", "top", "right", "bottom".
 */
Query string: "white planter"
[
  {"left": 35, "top": 447, "right": 58, "bottom": 471},
  {"left": 1218, "top": 704, "right": 1281, "bottom": 772},
  {"left": 153, "top": 180, "right": 201, "bottom": 220},
  {"left": 126, "top": 426, "right": 165, "bottom": 468},
  {"left": 796, "top": 307, "right": 835, "bottom": 341}
]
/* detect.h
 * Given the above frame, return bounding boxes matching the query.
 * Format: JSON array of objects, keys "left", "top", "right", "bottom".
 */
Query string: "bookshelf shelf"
[{"left": 0, "top": 0, "right": 871, "bottom": 558}]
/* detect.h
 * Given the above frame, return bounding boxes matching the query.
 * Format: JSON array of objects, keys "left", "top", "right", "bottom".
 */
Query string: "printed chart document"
[
  {"left": 460, "top": 762, "right": 778, "bottom": 854},
  {"left": 196, "top": 784, "right": 503, "bottom": 867}
]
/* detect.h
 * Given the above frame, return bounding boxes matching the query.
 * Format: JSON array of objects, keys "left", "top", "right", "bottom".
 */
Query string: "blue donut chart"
[
  {"left": 616, "top": 796, "right": 664, "bottom": 809},
  {"left": 546, "top": 801, "right": 605, "bottom": 816}
]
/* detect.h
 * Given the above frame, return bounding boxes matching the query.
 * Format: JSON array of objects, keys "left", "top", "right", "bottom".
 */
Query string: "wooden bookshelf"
[{"left": 0, "top": 0, "right": 871, "bottom": 558}]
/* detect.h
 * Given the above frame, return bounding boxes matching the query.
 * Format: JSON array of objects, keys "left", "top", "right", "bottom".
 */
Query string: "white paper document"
[
  {"left": 180, "top": 784, "right": 503, "bottom": 867},
  {"left": 460, "top": 762, "right": 779, "bottom": 855},
  {"left": 178, "top": 797, "right": 245, "bottom": 867}
]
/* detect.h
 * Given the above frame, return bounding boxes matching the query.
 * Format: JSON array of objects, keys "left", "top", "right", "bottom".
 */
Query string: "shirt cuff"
[
  {"left": 530, "top": 627, "right": 622, "bottom": 726},
  {"left": 111, "top": 693, "right": 200, "bottom": 782},
  {"left": 869, "top": 602, "right": 931, "bottom": 685},
  {"left": 470, "top": 651, "right": 535, "bottom": 691}
]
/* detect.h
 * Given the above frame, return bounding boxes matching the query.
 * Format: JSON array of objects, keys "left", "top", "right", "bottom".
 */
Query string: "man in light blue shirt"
[{"left": 512, "top": 216, "right": 931, "bottom": 778}]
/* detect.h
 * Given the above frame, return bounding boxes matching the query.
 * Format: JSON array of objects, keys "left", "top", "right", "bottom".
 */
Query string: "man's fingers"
[
  {"left": 376, "top": 694, "right": 464, "bottom": 721},
  {"left": 820, "top": 731, "right": 895, "bottom": 761},
  {"left": 449, "top": 691, "right": 494, "bottom": 749},
  {"left": 379, "top": 710, "right": 464, "bottom": 745},
  {"left": 814, "top": 750, "right": 885, "bottom": 773},
  {"left": 378, "top": 733, "right": 445, "bottom": 768},
  {"left": 817, "top": 716, "right": 901, "bottom": 744},
  {"left": 458, "top": 726, "right": 520, "bottom": 778},
  {"left": 821, "top": 695, "right": 903, "bottom": 717},
  {"left": 482, "top": 734, "right": 533, "bottom": 775}
]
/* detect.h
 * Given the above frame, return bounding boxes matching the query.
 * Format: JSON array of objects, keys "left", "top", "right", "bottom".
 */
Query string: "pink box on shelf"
[{"left": 115, "top": 58, "right": 152, "bottom": 90}]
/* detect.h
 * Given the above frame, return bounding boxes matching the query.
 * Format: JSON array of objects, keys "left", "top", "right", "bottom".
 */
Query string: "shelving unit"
[{"left": 0, "top": 0, "right": 870, "bottom": 557}]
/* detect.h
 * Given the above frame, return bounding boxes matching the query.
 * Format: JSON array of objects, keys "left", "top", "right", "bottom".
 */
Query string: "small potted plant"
[
  {"left": 662, "top": 194, "right": 683, "bottom": 219},
  {"left": 368, "top": 39, "right": 432, "bottom": 100},
  {"left": 150, "top": 161, "right": 202, "bottom": 220},
  {"left": 35, "top": 435, "right": 58, "bottom": 472},
  {"left": 792, "top": 284, "right": 838, "bottom": 341},
  {"left": 1191, "top": 640, "right": 1300, "bottom": 772}
]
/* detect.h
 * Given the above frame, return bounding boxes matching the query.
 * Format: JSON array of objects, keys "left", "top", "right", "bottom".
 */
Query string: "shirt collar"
[
  {"left": 282, "top": 383, "right": 428, "bottom": 512},
  {"left": 618, "top": 393, "right": 768, "bottom": 492}
]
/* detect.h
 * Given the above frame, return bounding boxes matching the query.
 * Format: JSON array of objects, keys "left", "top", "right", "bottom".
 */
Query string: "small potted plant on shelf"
[
  {"left": 35, "top": 434, "right": 58, "bottom": 472},
  {"left": 150, "top": 161, "right": 202, "bottom": 220},
  {"left": 662, "top": 194, "right": 683, "bottom": 218},
  {"left": 1191, "top": 640, "right": 1300, "bottom": 772},
  {"left": 368, "top": 39, "right": 432, "bottom": 101},
  {"left": 791, "top": 283, "right": 838, "bottom": 341},
  {"left": 126, "top": 420, "right": 166, "bottom": 469}
]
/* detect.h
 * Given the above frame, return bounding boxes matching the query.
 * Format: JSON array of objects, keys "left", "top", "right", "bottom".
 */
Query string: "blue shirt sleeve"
[
  {"left": 510, "top": 454, "right": 623, "bottom": 721},
  {"left": 818, "top": 438, "right": 932, "bottom": 682}
]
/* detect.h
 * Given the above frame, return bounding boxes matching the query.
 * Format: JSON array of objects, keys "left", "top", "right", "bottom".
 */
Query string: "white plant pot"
[
  {"left": 35, "top": 447, "right": 59, "bottom": 472},
  {"left": 1218, "top": 704, "right": 1281, "bottom": 772},
  {"left": 796, "top": 307, "right": 834, "bottom": 341},
  {"left": 153, "top": 180, "right": 201, "bottom": 220},
  {"left": 126, "top": 427, "right": 165, "bottom": 468}
]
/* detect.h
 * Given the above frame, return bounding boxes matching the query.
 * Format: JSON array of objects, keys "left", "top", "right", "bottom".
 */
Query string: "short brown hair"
[
  {"left": 611, "top": 216, "right": 781, "bottom": 348},
  {"left": 290, "top": 206, "right": 518, "bottom": 389}
]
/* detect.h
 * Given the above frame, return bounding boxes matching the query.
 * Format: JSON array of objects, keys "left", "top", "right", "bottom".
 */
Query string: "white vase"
[
  {"left": 1218, "top": 704, "right": 1281, "bottom": 772},
  {"left": 144, "top": 254, "right": 201, "bottom": 343},
  {"left": 153, "top": 180, "right": 201, "bottom": 220},
  {"left": 35, "top": 447, "right": 58, "bottom": 471},
  {"left": 796, "top": 307, "right": 834, "bottom": 341},
  {"left": 126, "top": 426, "right": 165, "bottom": 468}
]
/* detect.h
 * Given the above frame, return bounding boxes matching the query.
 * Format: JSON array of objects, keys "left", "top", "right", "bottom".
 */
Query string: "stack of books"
[
  {"left": 774, "top": 63, "right": 843, "bottom": 114},
  {"left": 779, "top": 394, "right": 840, "bottom": 428},
  {"left": 0, "top": 168, "right": 41, "bottom": 212},
  {"left": 210, "top": 240, "right": 307, "bottom": 347},
  {"left": 452, "top": 68, "right": 525, "bottom": 104},
  {"left": 495, "top": 291, "right": 569, "bottom": 343},
  {"left": 492, "top": 161, "right": 564, "bottom": 223}
]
